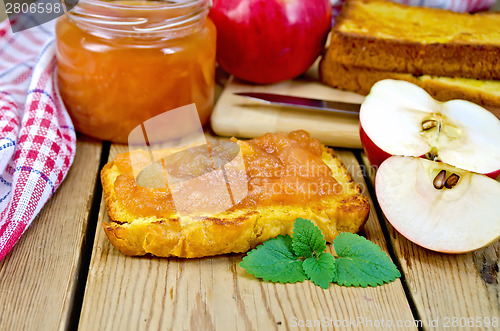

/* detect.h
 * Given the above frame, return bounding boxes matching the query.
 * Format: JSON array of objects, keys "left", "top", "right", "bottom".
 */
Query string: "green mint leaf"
[
  {"left": 303, "top": 253, "right": 336, "bottom": 289},
  {"left": 332, "top": 233, "right": 401, "bottom": 287},
  {"left": 292, "top": 218, "right": 327, "bottom": 258},
  {"left": 240, "top": 235, "right": 307, "bottom": 283}
]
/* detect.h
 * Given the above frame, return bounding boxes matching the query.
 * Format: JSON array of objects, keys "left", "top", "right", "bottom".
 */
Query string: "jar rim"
[
  {"left": 68, "top": 0, "right": 210, "bottom": 39},
  {"left": 78, "top": 0, "right": 206, "bottom": 10}
]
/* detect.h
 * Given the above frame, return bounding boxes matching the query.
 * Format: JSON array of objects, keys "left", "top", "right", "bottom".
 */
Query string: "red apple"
[
  {"left": 209, "top": 0, "right": 332, "bottom": 84},
  {"left": 376, "top": 156, "right": 500, "bottom": 253},
  {"left": 360, "top": 80, "right": 500, "bottom": 178}
]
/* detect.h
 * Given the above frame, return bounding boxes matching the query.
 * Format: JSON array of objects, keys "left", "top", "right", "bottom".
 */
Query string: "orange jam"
[
  {"left": 55, "top": 0, "right": 216, "bottom": 143},
  {"left": 112, "top": 131, "right": 342, "bottom": 218},
  {"left": 240, "top": 130, "right": 342, "bottom": 206}
]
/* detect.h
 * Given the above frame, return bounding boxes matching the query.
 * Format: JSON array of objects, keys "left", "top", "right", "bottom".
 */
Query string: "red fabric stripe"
[
  {"left": 20, "top": 25, "right": 47, "bottom": 47},
  {"left": 12, "top": 68, "right": 34, "bottom": 85}
]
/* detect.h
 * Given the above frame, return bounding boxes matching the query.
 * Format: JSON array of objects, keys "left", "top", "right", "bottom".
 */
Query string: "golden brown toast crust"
[
  {"left": 328, "top": 0, "right": 500, "bottom": 80},
  {"left": 319, "top": 60, "right": 500, "bottom": 109},
  {"left": 101, "top": 140, "right": 370, "bottom": 258}
]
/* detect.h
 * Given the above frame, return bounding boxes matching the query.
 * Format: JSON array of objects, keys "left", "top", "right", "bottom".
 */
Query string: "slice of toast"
[
  {"left": 320, "top": 60, "right": 500, "bottom": 110},
  {"left": 327, "top": 0, "right": 500, "bottom": 80},
  {"left": 101, "top": 131, "right": 370, "bottom": 258}
]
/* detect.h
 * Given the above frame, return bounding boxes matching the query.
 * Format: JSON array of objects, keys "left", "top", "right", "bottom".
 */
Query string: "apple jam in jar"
[{"left": 56, "top": 0, "right": 216, "bottom": 143}]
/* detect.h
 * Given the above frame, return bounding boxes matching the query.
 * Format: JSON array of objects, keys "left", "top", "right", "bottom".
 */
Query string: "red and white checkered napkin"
[{"left": 0, "top": 19, "right": 76, "bottom": 262}]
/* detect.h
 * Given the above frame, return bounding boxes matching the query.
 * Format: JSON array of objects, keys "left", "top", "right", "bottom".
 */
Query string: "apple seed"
[
  {"left": 425, "top": 147, "right": 440, "bottom": 162},
  {"left": 433, "top": 170, "right": 446, "bottom": 190},
  {"left": 444, "top": 173, "right": 460, "bottom": 189},
  {"left": 422, "top": 119, "right": 438, "bottom": 131}
]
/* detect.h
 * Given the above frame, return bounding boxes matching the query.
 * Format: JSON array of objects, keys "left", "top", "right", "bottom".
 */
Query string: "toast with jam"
[{"left": 101, "top": 131, "right": 370, "bottom": 258}]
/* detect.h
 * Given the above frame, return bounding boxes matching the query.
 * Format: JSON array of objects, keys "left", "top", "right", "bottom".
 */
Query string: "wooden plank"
[
  {"left": 0, "top": 137, "right": 102, "bottom": 331},
  {"left": 79, "top": 144, "right": 417, "bottom": 330},
  {"left": 360, "top": 153, "right": 500, "bottom": 330}
]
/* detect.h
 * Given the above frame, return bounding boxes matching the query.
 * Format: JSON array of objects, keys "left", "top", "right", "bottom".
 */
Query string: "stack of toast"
[{"left": 320, "top": 0, "right": 500, "bottom": 109}]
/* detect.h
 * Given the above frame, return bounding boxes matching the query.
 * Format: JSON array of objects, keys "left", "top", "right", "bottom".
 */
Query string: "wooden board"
[
  {"left": 78, "top": 144, "right": 417, "bottom": 330},
  {"left": 360, "top": 153, "right": 500, "bottom": 330},
  {"left": 211, "top": 70, "right": 365, "bottom": 149},
  {"left": 0, "top": 137, "right": 102, "bottom": 331}
]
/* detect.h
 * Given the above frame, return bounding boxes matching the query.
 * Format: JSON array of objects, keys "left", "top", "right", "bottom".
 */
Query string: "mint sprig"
[
  {"left": 303, "top": 253, "right": 336, "bottom": 289},
  {"left": 239, "top": 235, "right": 307, "bottom": 283},
  {"left": 240, "top": 219, "right": 400, "bottom": 289},
  {"left": 292, "top": 218, "right": 326, "bottom": 258},
  {"left": 333, "top": 232, "right": 401, "bottom": 287}
]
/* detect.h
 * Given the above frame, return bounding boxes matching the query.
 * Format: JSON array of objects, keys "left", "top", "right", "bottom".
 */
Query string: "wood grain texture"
[
  {"left": 360, "top": 153, "right": 500, "bottom": 329},
  {"left": 78, "top": 144, "right": 417, "bottom": 331},
  {"left": 0, "top": 137, "right": 102, "bottom": 331}
]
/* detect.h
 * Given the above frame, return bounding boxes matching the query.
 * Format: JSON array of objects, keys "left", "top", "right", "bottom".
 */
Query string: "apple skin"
[
  {"left": 359, "top": 125, "right": 393, "bottom": 170},
  {"left": 209, "top": 0, "right": 332, "bottom": 84}
]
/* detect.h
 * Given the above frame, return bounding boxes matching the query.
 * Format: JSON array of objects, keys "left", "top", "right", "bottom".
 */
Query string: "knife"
[{"left": 234, "top": 92, "right": 361, "bottom": 116}]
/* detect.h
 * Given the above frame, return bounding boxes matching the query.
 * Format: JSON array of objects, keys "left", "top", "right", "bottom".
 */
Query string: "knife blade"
[{"left": 234, "top": 92, "right": 361, "bottom": 116}]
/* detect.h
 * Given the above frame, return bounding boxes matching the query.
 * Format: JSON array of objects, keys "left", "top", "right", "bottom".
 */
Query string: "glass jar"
[{"left": 56, "top": 0, "right": 216, "bottom": 143}]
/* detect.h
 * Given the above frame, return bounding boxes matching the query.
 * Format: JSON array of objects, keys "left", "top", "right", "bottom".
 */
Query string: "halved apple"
[
  {"left": 375, "top": 156, "right": 500, "bottom": 253},
  {"left": 360, "top": 80, "right": 500, "bottom": 178}
]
